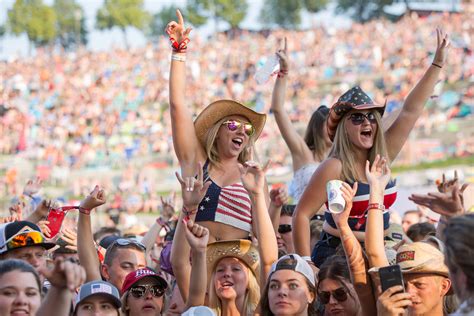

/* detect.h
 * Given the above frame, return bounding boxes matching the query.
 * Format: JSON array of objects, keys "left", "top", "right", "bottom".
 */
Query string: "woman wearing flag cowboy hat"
[{"left": 293, "top": 28, "right": 450, "bottom": 267}]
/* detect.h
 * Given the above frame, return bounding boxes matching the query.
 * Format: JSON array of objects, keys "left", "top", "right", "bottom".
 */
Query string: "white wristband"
[
  {"left": 302, "top": 256, "right": 311, "bottom": 261},
  {"left": 171, "top": 53, "right": 186, "bottom": 62}
]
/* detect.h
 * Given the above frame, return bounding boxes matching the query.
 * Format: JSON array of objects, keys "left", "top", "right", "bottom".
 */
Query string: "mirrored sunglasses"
[
  {"left": 348, "top": 112, "right": 377, "bottom": 125},
  {"left": 7, "top": 231, "right": 44, "bottom": 249},
  {"left": 319, "top": 287, "right": 348, "bottom": 304},
  {"left": 278, "top": 224, "right": 292, "bottom": 234},
  {"left": 222, "top": 120, "right": 255, "bottom": 137},
  {"left": 110, "top": 238, "right": 146, "bottom": 251},
  {"left": 130, "top": 284, "right": 165, "bottom": 298}
]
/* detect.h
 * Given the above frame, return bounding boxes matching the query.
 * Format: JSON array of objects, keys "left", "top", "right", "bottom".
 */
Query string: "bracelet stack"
[{"left": 171, "top": 53, "right": 186, "bottom": 62}]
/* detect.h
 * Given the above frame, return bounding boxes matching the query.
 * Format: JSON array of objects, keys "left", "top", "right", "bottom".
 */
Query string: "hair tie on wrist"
[{"left": 432, "top": 62, "right": 442, "bottom": 69}]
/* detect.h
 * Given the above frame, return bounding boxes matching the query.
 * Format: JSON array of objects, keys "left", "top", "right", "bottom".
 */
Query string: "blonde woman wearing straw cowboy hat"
[
  {"left": 293, "top": 28, "right": 451, "bottom": 268},
  {"left": 166, "top": 9, "right": 268, "bottom": 243}
]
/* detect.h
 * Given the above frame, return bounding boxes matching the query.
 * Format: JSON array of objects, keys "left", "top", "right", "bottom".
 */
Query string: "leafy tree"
[
  {"left": 261, "top": 0, "right": 303, "bottom": 29},
  {"left": 53, "top": 0, "right": 87, "bottom": 50},
  {"left": 96, "top": 0, "right": 150, "bottom": 47},
  {"left": 148, "top": 5, "right": 180, "bottom": 40},
  {"left": 0, "top": 25, "right": 5, "bottom": 38},
  {"left": 186, "top": 0, "right": 248, "bottom": 29},
  {"left": 303, "top": 0, "right": 329, "bottom": 13},
  {"left": 7, "top": 0, "right": 57, "bottom": 48},
  {"left": 336, "top": 0, "right": 394, "bottom": 22}
]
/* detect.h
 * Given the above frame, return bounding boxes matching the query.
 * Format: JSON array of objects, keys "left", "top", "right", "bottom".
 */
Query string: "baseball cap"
[
  {"left": 396, "top": 241, "right": 449, "bottom": 277},
  {"left": 385, "top": 222, "right": 404, "bottom": 248},
  {"left": 99, "top": 235, "right": 121, "bottom": 249},
  {"left": 75, "top": 281, "right": 121, "bottom": 310},
  {"left": 121, "top": 268, "right": 168, "bottom": 295},
  {"left": 0, "top": 221, "right": 55, "bottom": 254},
  {"left": 270, "top": 254, "right": 316, "bottom": 287},
  {"left": 182, "top": 306, "right": 216, "bottom": 316}
]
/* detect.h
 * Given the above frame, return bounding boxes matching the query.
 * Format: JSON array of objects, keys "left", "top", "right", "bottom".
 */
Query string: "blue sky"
[{"left": 0, "top": 0, "right": 350, "bottom": 59}]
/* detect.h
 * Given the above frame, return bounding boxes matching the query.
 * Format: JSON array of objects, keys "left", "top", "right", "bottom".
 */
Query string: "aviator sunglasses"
[
  {"left": 347, "top": 112, "right": 377, "bottom": 125},
  {"left": 318, "top": 287, "right": 348, "bottom": 304},
  {"left": 222, "top": 120, "right": 255, "bottom": 137},
  {"left": 130, "top": 284, "right": 165, "bottom": 298}
]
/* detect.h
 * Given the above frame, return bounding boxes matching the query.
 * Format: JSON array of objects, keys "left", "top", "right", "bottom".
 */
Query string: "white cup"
[{"left": 326, "top": 180, "right": 346, "bottom": 214}]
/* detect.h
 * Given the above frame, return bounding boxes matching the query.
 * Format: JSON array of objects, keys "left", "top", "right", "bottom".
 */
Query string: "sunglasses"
[
  {"left": 278, "top": 224, "right": 292, "bottom": 234},
  {"left": 319, "top": 287, "right": 348, "bottom": 304},
  {"left": 130, "top": 284, "right": 165, "bottom": 298},
  {"left": 7, "top": 231, "right": 44, "bottom": 249},
  {"left": 222, "top": 120, "right": 255, "bottom": 137},
  {"left": 347, "top": 112, "right": 377, "bottom": 125},
  {"left": 109, "top": 239, "right": 146, "bottom": 251}
]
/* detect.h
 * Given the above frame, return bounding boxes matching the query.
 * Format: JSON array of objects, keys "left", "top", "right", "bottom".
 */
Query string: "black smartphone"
[{"left": 379, "top": 264, "right": 404, "bottom": 293}]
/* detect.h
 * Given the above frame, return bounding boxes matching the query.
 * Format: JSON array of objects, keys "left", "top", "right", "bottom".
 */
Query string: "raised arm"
[
  {"left": 365, "top": 156, "right": 391, "bottom": 268},
  {"left": 77, "top": 186, "right": 106, "bottom": 282},
  {"left": 293, "top": 158, "right": 341, "bottom": 256},
  {"left": 333, "top": 182, "right": 376, "bottom": 316},
  {"left": 171, "top": 163, "right": 211, "bottom": 302},
  {"left": 182, "top": 220, "right": 209, "bottom": 308},
  {"left": 239, "top": 161, "right": 278, "bottom": 289},
  {"left": 271, "top": 38, "right": 314, "bottom": 171},
  {"left": 268, "top": 186, "right": 289, "bottom": 233},
  {"left": 385, "top": 28, "right": 449, "bottom": 161},
  {"left": 166, "top": 10, "right": 204, "bottom": 174}
]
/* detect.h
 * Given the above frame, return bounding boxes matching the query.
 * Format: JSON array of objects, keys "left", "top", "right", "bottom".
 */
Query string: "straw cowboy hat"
[
  {"left": 194, "top": 100, "right": 266, "bottom": 147},
  {"left": 327, "top": 86, "right": 386, "bottom": 141},
  {"left": 206, "top": 239, "right": 260, "bottom": 283},
  {"left": 396, "top": 241, "right": 449, "bottom": 277}
]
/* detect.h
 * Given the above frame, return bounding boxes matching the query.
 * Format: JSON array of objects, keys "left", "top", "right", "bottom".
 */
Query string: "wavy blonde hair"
[
  {"left": 328, "top": 111, "right": 388, "bottom": 182},
  {"left": 204, "top": 116, "right": 256, "bottom": 167},
  {"left": 208, "top": 261, "right": 260, "bottom": 316}
]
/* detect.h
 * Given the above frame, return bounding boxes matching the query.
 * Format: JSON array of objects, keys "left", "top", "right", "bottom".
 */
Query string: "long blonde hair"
[
  {"left": 204, "top": 116, "right": 256, "bottom": 167},
  {"left": 328, "top": 111, "right": 388, "bottom": 181},
  {"left": 208, "top": 262, "right": 260, "bottom": 316}
]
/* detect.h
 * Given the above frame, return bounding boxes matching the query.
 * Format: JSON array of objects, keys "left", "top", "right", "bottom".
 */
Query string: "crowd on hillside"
[{"left": 0, "top": 10, "right": 473, "bottom": 315}]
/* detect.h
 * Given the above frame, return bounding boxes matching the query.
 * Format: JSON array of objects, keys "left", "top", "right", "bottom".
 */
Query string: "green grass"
[{"left": 392, "top": 155, "right": 474, "bottom": 173}]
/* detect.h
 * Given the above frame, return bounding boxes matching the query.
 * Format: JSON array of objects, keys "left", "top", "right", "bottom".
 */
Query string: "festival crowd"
[{"left": 0, "top": 8, "right": 473, "bottom": 316}]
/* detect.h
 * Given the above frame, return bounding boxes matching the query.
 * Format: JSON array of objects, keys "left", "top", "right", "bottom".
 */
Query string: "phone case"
[
  {"left": 46, "top": 208, "right": 67, "bottom": 238},
  {"left": 379, "top": 264, "right": 404, "bottom": 293}
]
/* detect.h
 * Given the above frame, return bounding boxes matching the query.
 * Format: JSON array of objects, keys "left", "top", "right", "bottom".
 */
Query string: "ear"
[
  {"left": 101, "top": 264, "right": 110, "bottom": 280},
  {"left": 440, "top": 277, "right": 452, "bottom": 296},
  {"left": 307, "top": 289, "right": 315, "bottom": 304}
]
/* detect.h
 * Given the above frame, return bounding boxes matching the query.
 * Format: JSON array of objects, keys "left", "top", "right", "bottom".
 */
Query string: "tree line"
[{"left": 3, "top": 0, "right": 395, "bottom": 50}]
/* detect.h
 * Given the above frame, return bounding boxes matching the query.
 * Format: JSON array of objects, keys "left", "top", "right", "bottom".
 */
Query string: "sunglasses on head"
[
  {"left": 278, "top": 224, "right": 292, "bottom": 234},
  {"left": 110, "top": 238, "right": 146, "bottom": 251},
  {"left": 7, "top": 231, "right": 44, "bottom": 249},
  {"left": 130, "top": 284, "right": 165, "bottom": 299},
  {"left": 222, "top": 120, "right": 255, "bottom": 137},
  {"left": 347, "top": 112, "right": 377, "bottom": 125},
  {"left": 319, "top": 287, "right": 348, "bottom": 304}
]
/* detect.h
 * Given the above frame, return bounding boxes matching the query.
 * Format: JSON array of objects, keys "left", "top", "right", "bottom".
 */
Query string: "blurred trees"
[
  {"left": 7, "top": 0, "right": 57, "bottom": 48},
  {"left": 53, "top": 0, "right": 88, "bottom": 49},
  {"left": 96, "top": 0, "right": 151, "bottom": 47},
  {"left": 336, "top": 0, "right": 394, "bottom": 22},
  {"left": 148, "top": 5, "right": 180, "bottom": 40},
  {"left": 261, "top": 0, "right": 328, "bottom": 28},
  {"left": 186, "top": 0, "right": 248, "bottom": 29}
]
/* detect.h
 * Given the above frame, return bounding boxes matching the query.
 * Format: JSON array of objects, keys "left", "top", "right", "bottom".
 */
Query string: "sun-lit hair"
[
  {"left": 304, "top": 106, "right": 330, "bottom": 162},
  {"left": 208, "top": 259, "right": 260, "bottom": 316},
  {"left": 328, "top": 111, "right": 388, "bottom": 181},
  {"left": 204, "top": 116, "right": 256, "bottom": 167}
]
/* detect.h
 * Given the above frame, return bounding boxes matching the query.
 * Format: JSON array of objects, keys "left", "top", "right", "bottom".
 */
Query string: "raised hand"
[
  {"left": 38, "top": 257, "right": 86, "bottom": 291},
  {"left": 238, "top": 160, "right": 270, "bottom": 195},
  {"left": 34, "top": 199, "right": 56, "bottom": 219},
  {"left": 60, "top": 228, "right": 78, "bottom": 252},
  {"left": 270, "top": 185, "right": 289, "bottom": 208},
  {"left": 433, "top": 28, "right": 450, "bottom": 67},
  {"left": 23, "top": 177, "right": 42, "bottom": 197},
  {"left": 376, "top": 286, "right": 412, "bottom": 316},
  {"left": 409, "top": 183, "right": 467, "bottom": 218},
  {"left": 275, "top": 37, "right": 289, "bottom": 72},
  {"left": 8, "top": 203, "right": 23, "bottom": 221},
  {"left": 37, "top": 220, "right": 52, "bottom": 238},
  {"left": 183, "top": 219, "right": 209, "bottom": 252},
  {"left": 333, "top": 182, "right": 358, "bottom": 228},
  {"left": 175, "top": 162, "right": 211, "bottom": 210},
  {"left": 365, "top": 155, "right": 391, "bottom": 191},
  {"left": 80, "top": 185, "right": 106, "bottom": 210},
  {"left": 165, "top": 9, "right": 192, "bottom": 46}
]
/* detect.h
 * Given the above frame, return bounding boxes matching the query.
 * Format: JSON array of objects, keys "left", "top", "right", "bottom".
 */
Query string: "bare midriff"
[{"left": 198, "top": 220, "right": 250, "bottom": 243}]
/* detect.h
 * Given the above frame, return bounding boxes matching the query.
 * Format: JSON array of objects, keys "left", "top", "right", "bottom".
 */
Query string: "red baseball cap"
[{"left": 121, "top": 268, "right": 168, "bottom": 294}]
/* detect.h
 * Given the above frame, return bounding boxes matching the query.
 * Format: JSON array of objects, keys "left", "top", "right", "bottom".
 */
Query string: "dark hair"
[
  {"left": 94, "top": 227, "right": 121, "bottom": 243},
  {"left": 317, "top": 255, "right": 355, "bottom": 302},
  {"left": 260, "top": 257, "right": 318, "bottom": 316},
  {"left": 0, "top": 259, "right": 42, "bottom": 292},
  {"left": 103, "top": 241, "right": 145, "bottom": 267},
  {"left": 281, "top": 205, "right": 295, "bottom": 217},
  {"left": 444, "top": 214, "right": 474, "bottom": 293},
  {"left": 407, "top": 222, "right": 436, "bottom": 242},
  {"left": 304, "top": 105, "right": 330, "bottom": 162}
]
